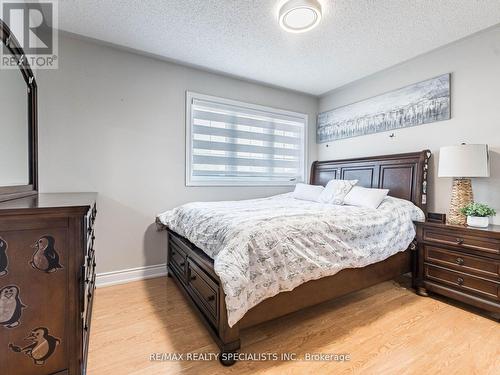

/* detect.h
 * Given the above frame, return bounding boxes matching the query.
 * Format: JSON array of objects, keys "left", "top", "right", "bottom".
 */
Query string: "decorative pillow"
[
  {"left": 343, "top": 186, "right": 389, "bottom": 209},
  {"left": 318, "top": 179, "right": 358, "bottom": 205},
  {"left": 292, "top": 183, "right": 324, "bottom": 202}
]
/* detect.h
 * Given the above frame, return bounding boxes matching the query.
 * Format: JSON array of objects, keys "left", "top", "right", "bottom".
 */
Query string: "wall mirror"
[{"left": 0, "top": 19, "right": 38, "bottom": 202}]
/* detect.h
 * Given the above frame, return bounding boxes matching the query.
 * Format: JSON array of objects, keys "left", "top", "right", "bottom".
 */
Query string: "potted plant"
[{"left": 460, "top": 202, "right": 496, "bottom": 228}]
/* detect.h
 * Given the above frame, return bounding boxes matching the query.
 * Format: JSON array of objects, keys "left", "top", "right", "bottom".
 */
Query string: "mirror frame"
[{"left": 0, "top": 19, "right": 38, "bottom": 202}]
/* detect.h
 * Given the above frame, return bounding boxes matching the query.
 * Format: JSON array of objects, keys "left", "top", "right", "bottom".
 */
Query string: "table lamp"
[{"left": 438, "top": 144, "right": 490, "bottom": 225}]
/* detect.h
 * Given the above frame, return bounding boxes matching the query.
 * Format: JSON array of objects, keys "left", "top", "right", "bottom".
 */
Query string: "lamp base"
[{"left": 447, "top": 178, "right": 473, "bottom": 225}]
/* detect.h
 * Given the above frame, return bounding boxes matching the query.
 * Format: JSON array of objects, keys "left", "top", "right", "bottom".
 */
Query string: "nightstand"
[{"left": 414, "top": 221, "right": 500, "bottom": 317}]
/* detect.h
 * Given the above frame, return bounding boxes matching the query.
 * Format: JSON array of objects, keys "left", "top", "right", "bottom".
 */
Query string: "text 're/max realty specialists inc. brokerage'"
[{"left": 150, "top": 352, "right": 352, "bottom": 362}]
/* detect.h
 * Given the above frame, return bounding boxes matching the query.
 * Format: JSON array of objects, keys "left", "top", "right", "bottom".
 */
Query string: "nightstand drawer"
[
  {"left": 423, "top": 228, "right": 500, "bottom": 255},
  {"left": 424, "top": 245, "right": 500, "bottom": 281},
  {"left": 425, "top": 264, "right": 499, "bottom": 301}
]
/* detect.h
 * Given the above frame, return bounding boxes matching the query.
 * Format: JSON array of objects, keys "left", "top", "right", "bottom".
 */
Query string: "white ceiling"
[{"left": 58, "top": 0, "right": 500, "bottom": 96}]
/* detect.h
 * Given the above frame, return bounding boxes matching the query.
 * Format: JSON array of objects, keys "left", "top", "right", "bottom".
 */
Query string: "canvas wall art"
[{"left": 317, "top": 74, "right": 450, "bottom": 143}]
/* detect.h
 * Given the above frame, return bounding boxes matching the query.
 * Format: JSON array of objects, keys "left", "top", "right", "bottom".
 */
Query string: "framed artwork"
[{"left": 317, "top": 74, "right": 450, "bottom": 143}]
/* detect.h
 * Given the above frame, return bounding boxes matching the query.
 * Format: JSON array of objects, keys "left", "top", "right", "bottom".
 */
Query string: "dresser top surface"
[
  {"left": 417, "top": 220, "right": 500, "bottom": 238},
  {"left": 0, "top": 192, "right": 97, "bottom": 215}
]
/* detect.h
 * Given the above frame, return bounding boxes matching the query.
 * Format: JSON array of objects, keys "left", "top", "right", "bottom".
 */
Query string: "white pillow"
[
  {"left": 292, "top": 183, "right": 324, "bottom": 202},
  {"left": 318, "top": 179, "right": 358, "bottom": 205},
  {"left": 343, "top": 186, "right": 389, "bottom": 209}
]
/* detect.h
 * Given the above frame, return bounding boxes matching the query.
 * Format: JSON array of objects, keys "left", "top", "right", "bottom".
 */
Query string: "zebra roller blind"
[{"left": 186, "top": 92, "right": 307, "bottom": 186}]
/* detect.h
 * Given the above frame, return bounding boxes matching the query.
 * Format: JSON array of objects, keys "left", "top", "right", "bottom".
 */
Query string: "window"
[{"left": 186, "top": 92, "right": 308, "bottom": 186}]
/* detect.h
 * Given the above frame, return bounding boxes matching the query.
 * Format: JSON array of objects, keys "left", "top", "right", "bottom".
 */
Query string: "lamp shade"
[{"left": 438, "top": 144, "right": 490, "bottom": 178}]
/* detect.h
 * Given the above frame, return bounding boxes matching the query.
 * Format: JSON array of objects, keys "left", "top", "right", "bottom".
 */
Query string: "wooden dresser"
[
  {"left": 0, "top": 193, "right": 97, "bottom": 375},
  {"left": 415, "top": 221, "right": 500, "bottom": 317}
]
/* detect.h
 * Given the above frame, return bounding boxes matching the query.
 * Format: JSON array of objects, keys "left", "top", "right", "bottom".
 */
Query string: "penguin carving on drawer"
[
  {"left": 9, "top": 327, "right": 60, "bottom": 365},
  {"left": 30, "top": 235, "right": 63, "bottom": 273},
  {"left": 0, "top": 285, "right": 25, "bottom": 328},
  {"left": 0, "top": 237, "right": 8, "bottom": 277}
]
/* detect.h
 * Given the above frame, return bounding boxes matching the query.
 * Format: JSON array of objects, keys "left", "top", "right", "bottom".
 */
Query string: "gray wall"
[
  {"left": 37, "top": 35, "right": 318, "bottom": 273},
  {"left": 37, "top": 25, "right": 500, "bottom": 275},
  {"left": 319, "top": 25, "right": 500, "bottom": 224}
]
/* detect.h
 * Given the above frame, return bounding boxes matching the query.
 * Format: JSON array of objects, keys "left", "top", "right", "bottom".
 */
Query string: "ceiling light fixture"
[{"left": 278, "top": 0, "right": 322, "bottom": 33}]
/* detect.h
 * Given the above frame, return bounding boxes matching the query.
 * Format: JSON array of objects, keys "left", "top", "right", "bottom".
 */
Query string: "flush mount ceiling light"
[{"left": 278, "top": 0, "right": 322, "bottom": 33}]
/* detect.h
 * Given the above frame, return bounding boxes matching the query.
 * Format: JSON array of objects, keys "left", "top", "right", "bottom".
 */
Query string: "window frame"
[{"left": 185, "top": 91, "right": 308, "bottom": 187}]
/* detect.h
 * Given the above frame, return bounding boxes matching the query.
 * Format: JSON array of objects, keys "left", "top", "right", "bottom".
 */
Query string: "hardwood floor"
[{"left": 88, "top": 276, "right": 499, "bottom": 375}]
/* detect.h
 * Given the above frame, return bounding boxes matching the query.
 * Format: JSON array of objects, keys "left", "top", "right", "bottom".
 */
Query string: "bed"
[{"left": 157, "top": 150, "right": 431, "bottom": 365}]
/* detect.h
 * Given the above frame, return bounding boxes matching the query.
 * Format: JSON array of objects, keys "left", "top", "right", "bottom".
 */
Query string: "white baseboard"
[{"left": 96, "top": 263, "right": 167, "bottom": 288}]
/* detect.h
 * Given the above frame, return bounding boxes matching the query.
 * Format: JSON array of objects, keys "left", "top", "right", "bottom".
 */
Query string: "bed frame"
[{"left": 164, "top": 150, "right": 431, "bottom": 365}]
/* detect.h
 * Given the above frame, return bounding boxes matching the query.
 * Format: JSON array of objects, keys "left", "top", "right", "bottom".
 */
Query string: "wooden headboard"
[{"left": 310, "top": 150, "right": 431, "bottom": 212}]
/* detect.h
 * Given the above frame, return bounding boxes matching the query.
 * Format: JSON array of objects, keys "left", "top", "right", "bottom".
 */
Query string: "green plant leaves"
[{"left": 460, "top": 202, "right": 496, "bottom": 217}]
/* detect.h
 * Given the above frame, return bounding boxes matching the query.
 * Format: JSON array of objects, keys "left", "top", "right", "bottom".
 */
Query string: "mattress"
[{"left": 157, "top": 193, "right": 425, "bottom": 326}]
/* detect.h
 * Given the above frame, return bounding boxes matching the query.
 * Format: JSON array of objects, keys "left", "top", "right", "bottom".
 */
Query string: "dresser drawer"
[
  {"left": 91, "top": 203, "right": 97, "bottom": 223},
  {"left": 83, "top": 273, "right": 96, "bottom": 330},
  {"left": 187, "top": 259, "right": 218, "bottom": 326},
  {"left": 424, "top": 245, "right": 500, "bottom": 281},
  {"left": 425, "top": 264, "right": 499, "bottom": 301},
  {"left": 86, "top": 231, "right": 95, "bottom": 255},
  {"left": 423, "top": 228, "right": 500, "bottom": 255},
  {"left": 83, "top": 273, "right": 96, "bottom": 350},
  {"left": 86, "top": 204, "right": 96, "bottom": 239},
  {"left": 85, "top": 248, "right": 96, "bottom": 282},
  {"left": 86, "top": 211, "right": 93, "bottom": 236}
]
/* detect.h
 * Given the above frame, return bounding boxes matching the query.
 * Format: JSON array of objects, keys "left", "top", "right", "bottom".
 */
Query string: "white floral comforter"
[{"left": 157, "top": 193, "right": 424, "bottom": 327}]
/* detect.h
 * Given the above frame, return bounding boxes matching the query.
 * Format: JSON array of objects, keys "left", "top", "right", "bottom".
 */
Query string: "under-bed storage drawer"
[
  {"left": 186, "top": 259, "right": 219, "bottom": 326},
  {"left": 169, "top": 240, "right": 188, "bottom": 281}
]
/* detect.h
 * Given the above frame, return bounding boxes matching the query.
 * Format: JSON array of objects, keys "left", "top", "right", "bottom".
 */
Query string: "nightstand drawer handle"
[
  {"left": 456, "top": 238, "right": 464, "bottom": 245},
  {"left": 456, "top": 257, "right": 464, "bottom": 265},
  {"left": 457, "top": 277, "right": 464, "bottom": 285}
]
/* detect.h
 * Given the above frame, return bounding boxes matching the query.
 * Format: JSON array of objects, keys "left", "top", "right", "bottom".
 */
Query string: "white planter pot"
[{"left": 466, "top": 216, "right": 489, "bottom": 228}]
